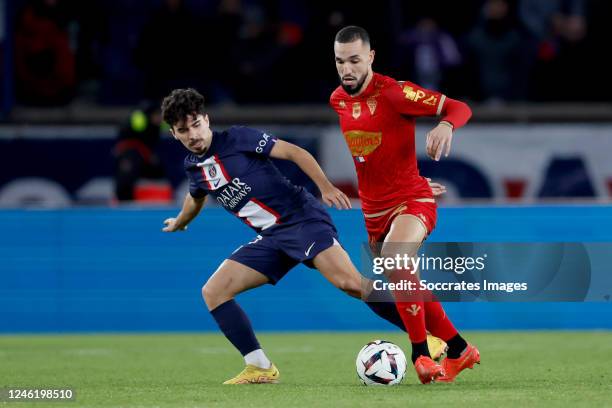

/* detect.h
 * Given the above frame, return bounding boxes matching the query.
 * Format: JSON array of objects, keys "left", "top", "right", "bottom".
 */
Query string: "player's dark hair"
[
  {"left": 335, "top": 26, "right": 370, "bottom": 46},
  {"left": 161, "top": 88, "right": 206, "bottom": 127}
]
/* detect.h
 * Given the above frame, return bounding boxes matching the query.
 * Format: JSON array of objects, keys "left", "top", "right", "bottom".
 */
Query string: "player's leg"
[
  {"left": 382, "top": 214, "right": 429, "bottom": 357},
  {"left": 392, "top": 205, "right": 478, "bottom": 379},
  {"left": 381, "top": 214, "right": 447, "bottom": 383},
  {"left": 203, "top": 259, "right": 280, "bottom": 383},
  {"left": 203, "top": 236, "right": 295, "bottom": 384},
  {"left": 383, "top": 214, "right": 479, "bottom": 382},
  {"left": 311, "top": 244, "right": 407, "bottom": 331},
  {"left": 419, "top": 265, "right": 480, "bottom": 382},
  {"left": 311, "top": 244, "right": 361, "bottom": 298},
  {"left": 285, "top": 215, "right": 408, "bottom": 331},
  {"left": 202, "top": 259, "right": 268, "bottom": 310}
]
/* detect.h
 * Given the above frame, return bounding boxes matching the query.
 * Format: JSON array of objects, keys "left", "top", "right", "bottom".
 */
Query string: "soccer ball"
[{"left": 355, "top": 340, "right": 407, "bottom": 386}]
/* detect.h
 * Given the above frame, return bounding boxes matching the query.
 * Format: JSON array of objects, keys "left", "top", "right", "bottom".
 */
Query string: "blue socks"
[
  {"left": 210, "top": 299, "right": 260, "bottom": 356},
  {"left": 364, "top": 287, "right": 407, "bottom": 332}
]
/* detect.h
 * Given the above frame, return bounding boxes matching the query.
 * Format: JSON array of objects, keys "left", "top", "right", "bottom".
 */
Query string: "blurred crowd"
[{"left": 9, "top": 0, "right": 612, "bottom": 107}]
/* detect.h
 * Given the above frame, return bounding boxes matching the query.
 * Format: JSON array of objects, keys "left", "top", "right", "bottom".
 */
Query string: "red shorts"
[{"left": 364, "top": 200, "right": 437, "bottom": 245}]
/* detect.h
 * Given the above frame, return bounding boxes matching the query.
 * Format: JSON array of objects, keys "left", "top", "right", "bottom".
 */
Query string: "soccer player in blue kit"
[{"left": 160, "top": 88, "right": 444, "bottom": 384}]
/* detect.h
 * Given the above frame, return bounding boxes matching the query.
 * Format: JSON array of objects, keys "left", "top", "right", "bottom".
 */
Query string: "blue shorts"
[{"left": 228, "top": 215, "right": 340, "bottom": 285}]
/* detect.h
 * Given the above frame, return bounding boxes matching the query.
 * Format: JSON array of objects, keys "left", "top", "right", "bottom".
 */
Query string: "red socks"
[
  {"left": 389, "top": 271, "right": 428, "bottom": 343},
  {"left": 424, "top": 299, "right": 458, "bottom": 342},
  {"left": 389, "top": 270, "right": 457, "bottom": 344}
]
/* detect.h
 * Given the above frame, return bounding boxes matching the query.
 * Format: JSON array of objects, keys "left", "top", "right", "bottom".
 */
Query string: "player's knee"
[
  {"left": 202, "top": 280, "right": 234, "bottom": 310},
  {"left": 201, "top": 283, "right": 210, "bottom": 301},
  {"left": 202, "top": 282, "right": 219, "bottom": 309}
]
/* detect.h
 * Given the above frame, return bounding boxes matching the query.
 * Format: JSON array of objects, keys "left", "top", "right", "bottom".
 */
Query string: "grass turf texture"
[{"left": 1, "top": 332, "right": 611, "bottom": 408}]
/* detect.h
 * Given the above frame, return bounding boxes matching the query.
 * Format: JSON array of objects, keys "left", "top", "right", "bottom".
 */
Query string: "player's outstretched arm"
[
  {"left": 162, "top": 193, "right": 206, "bottom": 232},
  {"left": 270, "top": 140, "right": 351, "bottom": 209}
]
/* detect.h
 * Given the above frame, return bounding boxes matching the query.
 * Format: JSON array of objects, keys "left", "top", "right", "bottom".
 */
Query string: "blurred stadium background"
[{"left": 1, "top": 0, "right": 612, "bottom": 335}]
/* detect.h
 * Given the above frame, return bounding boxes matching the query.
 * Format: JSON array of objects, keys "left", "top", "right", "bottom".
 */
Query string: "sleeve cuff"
[{"left": 436, "top": 94, "right": 447, "bottom": 116}]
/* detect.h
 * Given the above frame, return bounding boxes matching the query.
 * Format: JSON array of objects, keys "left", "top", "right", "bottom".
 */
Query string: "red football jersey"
[{"left": 329, "top": 72, "right": 447, "bottom": 214}]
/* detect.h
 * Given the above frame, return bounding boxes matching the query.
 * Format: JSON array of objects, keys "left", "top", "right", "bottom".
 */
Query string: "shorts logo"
[
  {"left": 248, "top": 235, "right": 263, "bottom": 245},
  {"left": 305, "top": 241, "right": 316, "bottom": 256}
]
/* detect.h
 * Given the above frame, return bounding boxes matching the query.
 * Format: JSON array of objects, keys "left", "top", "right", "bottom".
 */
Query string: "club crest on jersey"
[
  {"left": 352, "top": 102, "right": 361, "bottom": 119},
  {"left": 197, "top": 155, "right": 230, "bottom": 191},
  {"left": 367, "top": 98, "right": 377, "bottom": 115}
]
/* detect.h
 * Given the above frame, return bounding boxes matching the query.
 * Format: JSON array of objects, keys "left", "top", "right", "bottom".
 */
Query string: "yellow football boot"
[
  {"left": 427, "top": 334, "right": 448, "bottom": 362},
  {"left": 222, "top": 364, "right": 280, "bottom": 384}
]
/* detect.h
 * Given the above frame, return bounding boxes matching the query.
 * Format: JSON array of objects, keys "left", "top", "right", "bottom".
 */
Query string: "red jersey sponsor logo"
[{"left": 343, "top": 130, "right": 382, "bottom": 157}]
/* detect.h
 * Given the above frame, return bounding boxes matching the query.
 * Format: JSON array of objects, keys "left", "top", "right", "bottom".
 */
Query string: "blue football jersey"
[{"left": 184, "top": 126, "right": 324, "bottom": 232}]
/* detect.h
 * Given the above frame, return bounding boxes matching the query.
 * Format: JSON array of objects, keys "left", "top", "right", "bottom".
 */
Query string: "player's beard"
[{"left": 341, "top": 74, "right": 367, "bottom": 95}]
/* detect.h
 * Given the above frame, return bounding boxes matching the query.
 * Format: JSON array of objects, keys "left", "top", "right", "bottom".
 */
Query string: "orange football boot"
[
  {"left": 437, "top": 344, "right": 480, "bottom": 383},
  {"left": 414, "top": 355, "right": 445, "bottom": 384}
]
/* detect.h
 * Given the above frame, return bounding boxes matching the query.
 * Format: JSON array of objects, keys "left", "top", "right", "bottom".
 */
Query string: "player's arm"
[
  {"left": 162, "top": 193, "right": 207, "bottom": 232},
  {"left": 384, "top": 81, "right": 472, "bottom": 161},
  {"left": 425, "top": 97, "right": 472, "bottom": 161},
  {"left": 270, "top": 140, "right": 351, "bottom": 209}
]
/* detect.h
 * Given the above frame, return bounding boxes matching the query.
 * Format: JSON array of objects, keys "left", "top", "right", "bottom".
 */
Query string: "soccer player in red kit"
[{"left": 330, "top": 26, "right": 480, "bottom": 384}]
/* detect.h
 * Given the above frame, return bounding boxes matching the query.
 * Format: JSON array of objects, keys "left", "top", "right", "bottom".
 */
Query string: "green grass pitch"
[{"left": 1, "top": 331, "right": 611, "bottom": 407}]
